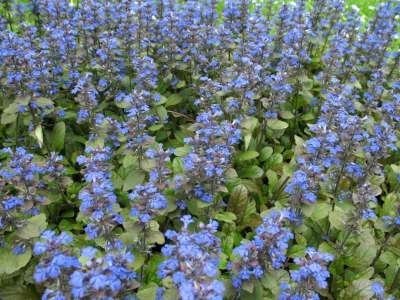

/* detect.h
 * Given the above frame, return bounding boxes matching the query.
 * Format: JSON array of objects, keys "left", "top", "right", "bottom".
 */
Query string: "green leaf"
[
  {"left": 36, "top": 97, "right": 54, "bottom": 107},
  {"left": 156, "top": 106, "right": 168, "bottom": 121},
  {"left": 0, "top": 247, "right": 32, "bottom": 275},
  {"left": 129, "top": 252, "right": 144, "bottom": 271},
  {"left": 380, "top": 251, "right": 397, "bottom": 265},
  {"left": 318, "top": 241, "right": 336, "bottom": 255},
  {"left": 120, "top": 221, "right": 142, "bottom": 244},
  {"left": 241, "top": 117, "right": 259, "bottom": 132},
  {"left": 1, "top": 104, "right": 18, "bottom": 124},
  {"left": 163, "top": 288, "right": 179, "bottom": 300},
  {"left": 259, "top": 147, "right": 273, "bottom": 161},
  {"left": 236, "top": 150, "right": 259, "bottom": 161},
  {"left": 148, "top": 124, "right": 164, "bottom": 131},
  {"left": 355, "top": 267, "right": 375, "bottom": 280},
  {"left": 165, "top": 94, "right": 183, "bottom": 107},
  {"left": 137, "top": 283, "right": 159, "bottom": 300},
  {"left": 33, "top": 125, "right": 44, "bottom": 148},
  {"left": 267, "top": 119, "right": 288, "bottom": 130},
  {"left": 266, "top": 170, "right": 278, "bottom": 190},
  {"left": 172, "top": 157, "right": 184, "bottom": 173},
  {"left": 214, "top": 212, "right": 237, "bottom": 224},
  {"left": 301, "top": 112, "right": 314, "bottom": 121},
  {"left": 329, "top": 206, "right": 346, "bottom": 230},
  {"left": 239, "top": 165, "right": 264, "bottom": 179},
  {"left": 242, "top": 200, "right": 261, "bottom": 228},
  {"left": 174, "top": 146, "right": 191, "bottom": 157},
  {"left": 51, "top": 121, "right": 66, "bottom": 151},
  {"left": 122, "top": 155, "right": 137, "bottom": 168},
  {"left": 299, "top": 75, "right": 314, "bottom": 90},
  {"left": 305, "top": 202, "right": 330, "bottom": 221},
  {"left": 299, "top": 90, "right": 314, "bottom": 102},
  {"left": 268, "top": 153, "right": 283, "bottom": 166},
  {"left": 391, "top": 164, "right": 400, "bottom": 174},
  {"left": 1, "top": 96, "right": 30, "bottom": 125},
  {"left": 176, "top": 80, "right": 186, "bottom": 89},
  {"left": 287, "top": 244, "right": 307, "bottom": 257},
  {"left": 17, "top": 213, "right": 47, "bottom": 239},
  {"left": 279, "top": 111, "right": 294, "bottom": 120},
  {"left": 242, "top": 280, "right": 254, "bottom": 293},
  {"left": 146, "top": 230, "right": 165, "bottom": 245},
  {"left": 346, "top": 229, "right": 377, "bottom": 269},
  {"left": 244, "top": 134, "right": 252, "bottom": 151},
  {"left": 261, "top": 269, "right": 290, "bottom": 295},
  {"left": 382, "top": 193, "right": 398, "bottom": 216},
  {"left": 187, "top": 199, "right": 211, "bottom": 216},
  {"left": 123, "top": 169, "right": 145, "bottom": 192},
  {"left": 59, "top": 219, "right": 81, "bottom": 231},
  {"left": 353, "top": 79, "right": 362, "bottom": 90},
  {"left": 228, "top": 184, "right": 248, "bottom": 221},
  {"left": 148, "top": 220, "right": 160, "bottom": 232},
  {"left": 340, "top": 279, "right": 373, "bottom": 300},
  {"left": 0, "top": 285, "right": 38, "bottom": 300}
]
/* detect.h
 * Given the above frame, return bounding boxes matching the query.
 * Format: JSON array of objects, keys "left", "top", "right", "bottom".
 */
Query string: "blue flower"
[
  {"left": 382, "top": 215, "right": 400, "bottom": 229},
  {"left": 158, "top": 215, "right": 224, "bottom": 299},
  {"left": 345, "top": 163, "right": 364, "bottom": 179},
  {"left": 12, "top": 243, "right": 27, "bottom": 255},
  {"left": 69, "top": 247, "right": 136, "bottom": 299},
  {"left": 129, "top": 183, "right": 167, "bottom": 224},
  {"left": 2, "top": 196, "right": 24, "bottom": 211},
  {"left": 33, "top": 231, "right": 79, "bottom": 285},
  {"left": 371, "top": 282, "right": 385, "bottom": 299},
  {"left": 361, "top": 208, "right": 376, "bottom": 220},
  {"left": 193, "top": 185, "right": 213, "bottom": 203},
  {"left": 230, "top": 209, "right": 295, "bottom": 288},
  {"left": 0, "top": 148, "right": 64, "bottom": 248},
  {"left": 280, "top": 248, "right": 334, "bottom": 299},
  {"left": 42, "top": 289, "right": 67, "bottom": 300},
  {"left": 285, "top": 170, "right": 317, "bottom": 205},
  {"left": 181, "top": 105, "right": 240, "bottom": 203},
  {"left": 77, "top": 146, "right": 123, "bottom": 240},
  {"left": 305, "top": 138, "right": 321, "bottom": 154}
]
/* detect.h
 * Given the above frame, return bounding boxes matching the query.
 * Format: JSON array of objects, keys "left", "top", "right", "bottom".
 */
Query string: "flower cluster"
[
  {"left": 34, "top": 231, "right": 136, "bottom": 300},
  {"left": 284, "top": 0, "right": 399, "bottom": 218},
  {"left": 0, "top": 147, "right": 63, "bottom": 250},
  {"left": 115, "top": 56, "right": 160, "bottom": 153},
  {"left": 129, "top": 145, "right": 171, "bottom": 225},
  {"left": 279, "top": 248, "right": 334, "bottom": 300},
  {"left": 145, "top": 145, "right": 172, "bottom": 186},
  {"left": 230, "top": 209, "right": 295, "bottom": 288},
  {"left": 115, "top": 89, "right": 157, "bottom": 152},
  {"left": 158, "top": 215, "right": 225, "bottom": 300},
  {"left": 129, "top": 183, "right": 167, "bottom": 224},
  {"left": 180, "top": 105, "right": 241, "bottom": 203},
  {"left": 33, "top": 230, "right": 80, "bottom": 299},
  {"left": 0, "top": 0, "right": 399, "bottom": 299},
  {"left": 382, "top": 210, "right": 400, "bottom": 231},
  {"left": 371, "top": 282, "right": 385, "bottom": 300},
  {"left": 76, "top": 146, "right": 123, "bottom": 240},
  {"left": 71, "top": 73, "right": 99, "bottom": 123},
  {"left": 69, "top": 246, "right": 136, "bottom": 299},
  {"left": 287, "top": 77, "right": 398, "bottom": 222}
]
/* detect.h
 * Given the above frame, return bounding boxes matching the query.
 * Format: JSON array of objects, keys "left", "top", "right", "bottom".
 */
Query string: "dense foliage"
[{"left": 0, "top": 0, "right": 399, "bottom": 299}]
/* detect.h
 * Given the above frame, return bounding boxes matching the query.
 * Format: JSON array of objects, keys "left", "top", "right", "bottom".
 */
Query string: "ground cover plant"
[{"left": 0, "top": 0, "right": 399, "bottom": 299}]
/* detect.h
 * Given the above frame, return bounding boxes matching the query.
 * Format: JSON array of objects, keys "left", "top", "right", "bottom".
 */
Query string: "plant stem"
[
  {"left": 338, "top": 229, "right": 352, "bottom": 252},
  {"left": 389, "top": 267, "right": 400, "bottom": 292},
  {"left": 371, "top": 233, "right": 391, "bottom": 266},
  {"left": 139, "top": 225, "right": 147, "bottom": 283}
]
